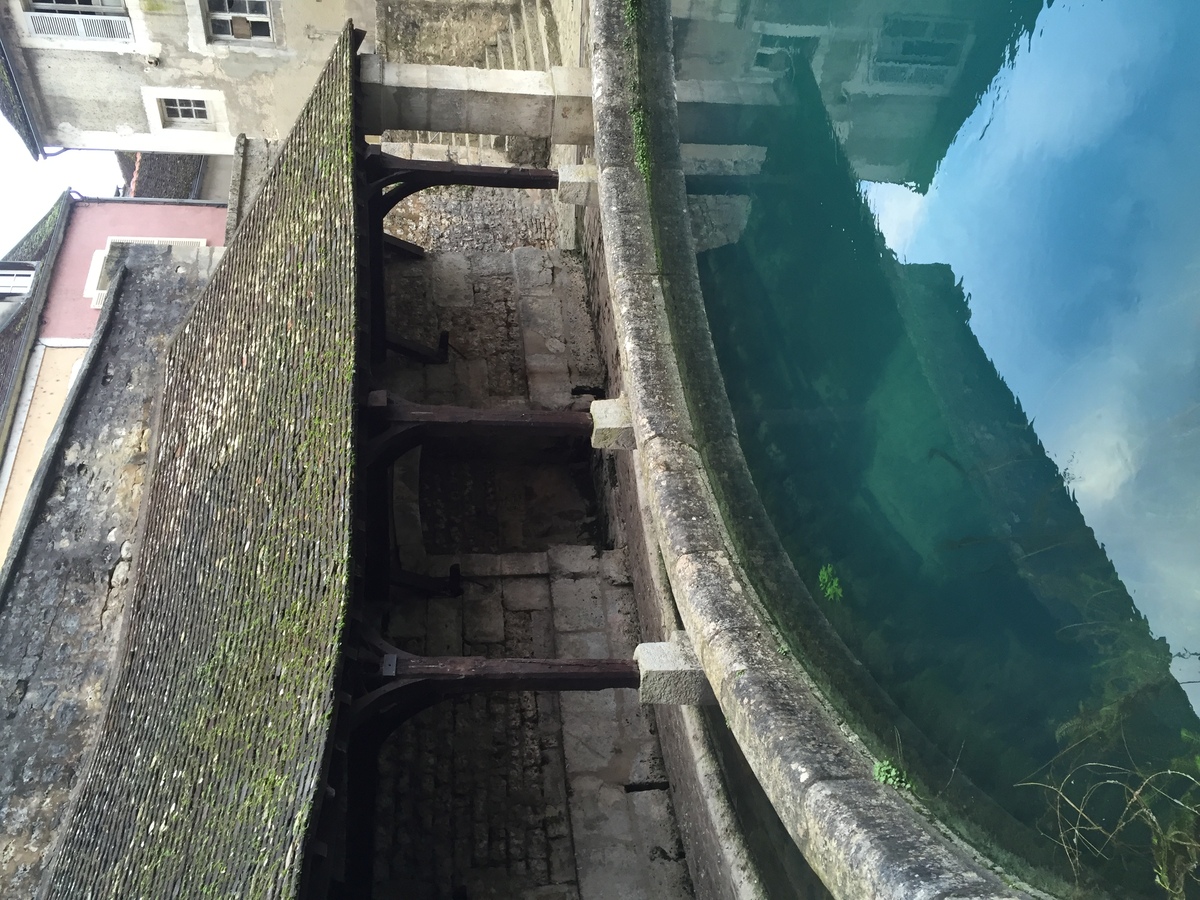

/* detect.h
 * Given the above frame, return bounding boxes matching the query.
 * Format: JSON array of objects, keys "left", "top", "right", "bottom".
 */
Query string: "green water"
[{"left": 675, "top": 2, "right": 1200, "bottom": 896}]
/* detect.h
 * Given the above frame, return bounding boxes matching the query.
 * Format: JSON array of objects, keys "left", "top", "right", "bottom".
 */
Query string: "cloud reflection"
[{"left": 868, "top": 0, "right": 1200, "bottom": 705}]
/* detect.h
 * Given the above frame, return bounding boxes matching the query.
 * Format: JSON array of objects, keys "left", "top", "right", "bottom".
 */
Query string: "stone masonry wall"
[{"left": 370, "top": 241, "right": 694, "bottom": 900}]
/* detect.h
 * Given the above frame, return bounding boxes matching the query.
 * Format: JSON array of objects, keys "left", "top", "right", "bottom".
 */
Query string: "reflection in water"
[{"left": 672, "top": 0, "right": 1200, "bottom": 896}]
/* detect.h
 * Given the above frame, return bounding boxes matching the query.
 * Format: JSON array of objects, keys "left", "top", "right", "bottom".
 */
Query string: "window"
[
  {"left": 871, "top": 16, "right": 970, "bottom": 89},
  {"left": 207, "top": 0, "right": 272, "bottom": 41},
  {"left": 161, "top": 97, "right": 209, "bottom": 124},
  {"left": 0, "top": 268, "right": 34, "bottom": 299},
  {"left": 24, "top": 0, "right": 132, "bottom": 40},
  {"left": 752, "top": 33, "right": 818, "bottom": 73}
]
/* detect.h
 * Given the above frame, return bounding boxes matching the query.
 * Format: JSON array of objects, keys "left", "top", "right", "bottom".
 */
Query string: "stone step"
[
  {"left": 519, "top": 0, "right": 545, "bottom": 71},
  {"left": 508, "top": 12, "right": 526, "bottom": 70},
  {"left": 535, "top": 0, "right": 560, "bottom": 68}
]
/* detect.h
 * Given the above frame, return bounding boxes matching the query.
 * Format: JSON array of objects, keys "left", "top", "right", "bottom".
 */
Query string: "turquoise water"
[{"left": 676, "top": 2, "right": 1200, "bottom": 895}]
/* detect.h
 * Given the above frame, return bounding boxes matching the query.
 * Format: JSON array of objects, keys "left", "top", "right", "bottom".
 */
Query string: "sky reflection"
[{"left": 867, "top": 0, "right": 1200, "bottom": 705}]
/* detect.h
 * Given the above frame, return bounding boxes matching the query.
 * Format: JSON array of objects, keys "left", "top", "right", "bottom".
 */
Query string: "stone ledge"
[{"left": 588, "top": 1, "right": 1036, "bottom": 898}]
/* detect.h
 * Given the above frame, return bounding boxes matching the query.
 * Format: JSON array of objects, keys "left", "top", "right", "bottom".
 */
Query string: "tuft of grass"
[
  {"left": 623, "top": 0, "right": 642, "bottom": 28},
  {"left": 631, "top": 101, "right": 651, "bottom": 182}
]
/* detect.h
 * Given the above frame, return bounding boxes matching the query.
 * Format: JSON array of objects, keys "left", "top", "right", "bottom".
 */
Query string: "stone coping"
[{"left": 587, "top": 1, "right": 1038, "bottom": 898}]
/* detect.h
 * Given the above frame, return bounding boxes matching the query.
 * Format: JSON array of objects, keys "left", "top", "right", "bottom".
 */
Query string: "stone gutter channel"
[{"left": 588, "top": 1, "right": 1039, "bottom": 898}]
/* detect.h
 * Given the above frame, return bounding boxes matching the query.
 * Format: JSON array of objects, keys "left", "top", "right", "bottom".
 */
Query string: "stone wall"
[
  {"left": 0, "top": 245, "right": 218, "bottom": 896},
  {"left": 585, "top": 0, "right": 1038, "bottom": 897},
  {"left": 370, "top": 243, "right": 694, "bottom": 900}
]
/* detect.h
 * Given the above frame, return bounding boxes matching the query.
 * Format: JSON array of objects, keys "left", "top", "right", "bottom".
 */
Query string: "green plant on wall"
[
  {"left": 874, "top": 759, "right": 913, "bottom": 792},
  {"left": 818, "top": 563, "right": 843, "bottom": 602}
]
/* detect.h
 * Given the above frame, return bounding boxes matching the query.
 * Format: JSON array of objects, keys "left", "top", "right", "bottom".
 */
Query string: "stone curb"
[{"left": 588, "top": 1, "right": 1036, "bottom": 898}]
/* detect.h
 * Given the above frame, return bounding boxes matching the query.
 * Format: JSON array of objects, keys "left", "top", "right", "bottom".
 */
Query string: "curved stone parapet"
[{"left": 587, "top": 1, "right": 1038, "bottom": 898}]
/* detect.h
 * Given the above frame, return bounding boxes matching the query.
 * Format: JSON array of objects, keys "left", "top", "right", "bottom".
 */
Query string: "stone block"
[
  {"left": 634, "top": 632, "right": 714, "bottom": 705},
  {"left": 548, "top": 835, "right": 576, "bottom": 884},
  {"left": 513, "top": 247, "right": 554, "bottom": 290},
  {"left": 556, "top": 629, "right": 609, "bottom": 660},
  {"left": 430, "top": 253, "right": 472, "bottom": 307},
  {"left": 471, "top": 252, "right": 514, "bottom": 278},
  {"left": 551, "top": 575, "right": 605, "bottom": 633},
  {"left": 558, "top": 163, "right": 599, "bottom": 207},
  {"left": 425, "top": 598, "right": 463, "bottom": 656},
  {"left": 522, "top": 885, "right": 580, "bottom": 900},
  {"left": 548, "top": 544, "right": 599, "bottom": 575},
  {"left": 521, "top": 287, "right": 565, "bottom": 338},
  {"left": 502, "top": 577, "right": 551, "bottom": 611},
  {"left": 589, "top": 397, "right": 634, "bottom": 450},
  {"left": 465, "top": 67, "right": 555, "bottom": 137},
  {"left": 464, "top": 592, "right": 505, "bottom": 645},
  {"left": 501, "top": 552, "right": 551, "bottom": 576},
  {"left": 560, "top": 692, "right": 620, "bottom": 773},
  {"left": 550, "top": 67, "right": 594, "bottom": 145},
  {"left": 600, "top": 548, "right": 631, "bottom": 586}
]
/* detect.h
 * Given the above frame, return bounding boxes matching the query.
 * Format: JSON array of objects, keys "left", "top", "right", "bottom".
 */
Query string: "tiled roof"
[
  {"left": 44, "top": 24, "right": 358, "bottom": 898},
  {"left": 118, "top": 151, "right": 206, "bottom": 199},
  {"left": 0, "top": 32, "right": 40, "bottom": 159}
]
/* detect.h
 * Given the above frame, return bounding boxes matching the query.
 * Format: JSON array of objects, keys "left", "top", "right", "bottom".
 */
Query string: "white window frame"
[
  {"left": 142, "top": 87, "right": 229, "bottom": 142},
  {"left": 160, "top": 96, "right": 211, "bottom": 126},
  {"left": 9, "top": 0, "right": 154, "bottom": 53},
  {"left": 84, "top": 237, "right": 207, "bottom": 309},
  {"left": 865, "top": 15, "right": 973, "bottom": 95}
]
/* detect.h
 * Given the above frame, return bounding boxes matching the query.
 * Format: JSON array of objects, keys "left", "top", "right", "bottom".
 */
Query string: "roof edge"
[{"left": 0, "top": 30, "right": 44, "bottom": 159}]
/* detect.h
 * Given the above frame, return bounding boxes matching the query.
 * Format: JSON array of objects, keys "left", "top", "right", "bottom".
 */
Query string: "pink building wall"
[{"left": 42, "top": 201, "right": 226, "bottom": 341}]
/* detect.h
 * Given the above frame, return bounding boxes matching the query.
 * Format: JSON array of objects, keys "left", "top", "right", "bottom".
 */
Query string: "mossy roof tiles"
[
  {"left": 0, "top": 32, "right": 40, "bottom": 159},
  {"left": 43, "top": 25, "right": 358, "bottom": 898}
]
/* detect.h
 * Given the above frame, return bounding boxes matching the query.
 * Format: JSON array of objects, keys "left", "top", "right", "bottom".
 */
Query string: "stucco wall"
[
  {"left": 42, "top": 200, "right": 225, "bottom": 341},
  {"left": 6, "top": 0, "right": 374, "bottom": 151}
]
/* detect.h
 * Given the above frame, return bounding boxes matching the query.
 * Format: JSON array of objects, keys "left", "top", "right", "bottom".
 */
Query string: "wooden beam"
[
  {"left": 368, "top": 395, "right": 592, "bottom": 434},
  {"left": 382, "top": 655, "right": 640, "bottom": 691},
  {"left": 382, "top": 233, "right": 426, "bottom": 258},
  {"left": 366, "top": 151, "right": 560, "bottom": 191}
]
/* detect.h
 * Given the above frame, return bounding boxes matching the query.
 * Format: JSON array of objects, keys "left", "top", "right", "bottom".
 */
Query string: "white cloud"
[{"left": 862, "top": 181, "right": 926, "bottom": 260}]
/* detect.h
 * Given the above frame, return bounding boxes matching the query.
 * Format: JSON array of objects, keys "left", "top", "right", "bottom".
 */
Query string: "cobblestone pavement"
[{"left": 370, "top": 246, "right": 694, "bottom": 900}]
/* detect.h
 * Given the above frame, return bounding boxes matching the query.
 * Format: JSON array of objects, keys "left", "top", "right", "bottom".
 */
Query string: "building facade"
[{"left": 0, "top": 0, "right": 374, "bottom": 155}]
